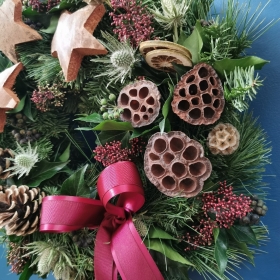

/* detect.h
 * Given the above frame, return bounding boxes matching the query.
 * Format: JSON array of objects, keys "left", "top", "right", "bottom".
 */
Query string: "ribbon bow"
[{"left": 40, "top": 161, "right": 163, "bottom": 280}]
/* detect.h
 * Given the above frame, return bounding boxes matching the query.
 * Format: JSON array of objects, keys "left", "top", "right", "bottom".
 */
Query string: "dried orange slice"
[
  {"left": 145, "top": 49, "right": 192, "bottom": 72},
  {"left": 140, "top": 40, "right": 192, "bottom": 60}
]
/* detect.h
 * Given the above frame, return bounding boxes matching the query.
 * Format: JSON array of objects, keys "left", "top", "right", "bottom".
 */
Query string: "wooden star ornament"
[
  {"left": 0, "top": 0, "right": 42, "bottom": 64},
  {"left": 51, "top": 4, "right": 108, "bottom": 82},
  {"left": 0, "top": 62, "right": 23, "bottom": 133}
]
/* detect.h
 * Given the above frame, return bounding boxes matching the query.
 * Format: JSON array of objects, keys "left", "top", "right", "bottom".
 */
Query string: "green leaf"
[
  {"left": 22, "top": 7, "right": 40, "bottom": 17},
  {"left": 27, "top": 160, "right": 69, "bottom": 187},
  {"left": 8, "top": 95, "right": 26, "bottom": 113},
  {"left": 229, "top": 225, "right": 258, "bottom": 246},
  {"left": 75, "top": 127, "right": 93, "bottom": 131},
  {"left": 58, "top": 143, "right": 71, "bottom": 162},
  {"left": 214, "top": 228, "right": 228, "bottom": 275},
  {"left": 93, "top": 120, "right": 133, "bottom": 131},
  {"left": 144, "top": 239, "right": 194, "bottom": 266},
  {"left": 60, "top": 165, "right": 89, "bottom": 197},
  {"left": 19, "top": 262, "right": 33, "bottom": 280},
  {"left": 23, "top": 95, "right": 35, "bottom": 121},
  {"left": 148, "top": 226, "right": 177, "bottom": 240},
  {"left": 48, "top": 0, "right": 75, "bottom": 13},
  {"left": 159, "top": 86, "right": 174, "bottom": 134},
  {"left": 130, "top": 125, "right": 159, "bottom": 139},
  {"left": 0, "top": 54, "right": 12, "bottom": 71},
  {"left": 97, "top": 130, "right": 130, "bottom": 145},
  {"left": 177, "top": 31, "right": 188, "bottom": 45},
  {"left": 234, "top": 241, "right": 254, "bottom": 263},
  {"left": 41, "top": 15, "right": 59, "bottom": 34},
  {"left": 75, "top": 113, "right": 103, "bottom": 123},
  {"left": 213, "top": 57, "right": 269, "bottom": 78},
  {"left": 182, "top": 21, "right": 203, "bottom": 64}
]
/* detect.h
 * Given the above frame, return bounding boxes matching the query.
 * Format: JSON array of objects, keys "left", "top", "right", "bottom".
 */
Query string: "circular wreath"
[{"left": 0, "top": 0, "right": 276, "bottom": 279}]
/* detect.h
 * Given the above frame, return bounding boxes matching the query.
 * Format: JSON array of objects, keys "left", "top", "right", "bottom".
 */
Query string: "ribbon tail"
[
  {"left": 111, "top": 217, "right": 164, "bottom": 280},
  {"left": 94, "top": 221, "right": 118, "bottom": 280}
]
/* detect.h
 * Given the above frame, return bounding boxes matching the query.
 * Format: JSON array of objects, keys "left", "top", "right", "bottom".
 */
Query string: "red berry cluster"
[
  {"left": 26, "top": 0, "right": 61, "bottom": 12},
  {"left": 183, "top": 181, "right": 251, "bottom": 250},
  {"left": 110, "top": 0, "right": 154, "bottom": 47},
  {"left": 93, "top": 138, "right": 144, "bottom": 167},
  {"left": 202, "top": 181, "right": 252, "bottom": 229}
]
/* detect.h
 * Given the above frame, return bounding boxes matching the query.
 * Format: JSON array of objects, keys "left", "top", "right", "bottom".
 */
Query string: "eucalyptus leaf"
[
  {"left": 19, "top": 262, "right": 33, "bottom": 280},
  {"left": 8, "top": 95, "right": 26, "bottom": 113},
  {"left": 93, "top": 120, "right": 133, "bottom": 131},
  {"left": 60, "top": 165, "right": 89, "bottom": 197},
  {"left": 148, "top": 226, "right": 177, "bottom": 240},
  {"left": 41, "top": 15, "right": 59, "bottom": 34},
  {"left": 75, "top": 113, "right": 103, "bottom": 123},
  {"left": 58, "top": 143, "right": 71, "bottom": 162},
  {"left": 23, "top": 95, "right": 35, "bottom": 121},
  {"left": 214, "top": 228, "right": 228, "bottom": 275},
  {"left": 144, "top": 239, "right": 194, "bottom": 266},
  {"left": 213, "top": 56, "right": 269, "bottom": 78},
  {"left": 182, "top": 21, "right": 203, "bottom": 64},
  {"left": 229, "top": 225, "right": 258, "bottom": 246},
  {"left": 27, "top": 160, "right": 69, "bottom": 187}
]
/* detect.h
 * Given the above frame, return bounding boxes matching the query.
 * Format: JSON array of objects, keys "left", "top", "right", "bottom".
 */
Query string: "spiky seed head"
[{"left": 111, "top": 49, "right": 135, "bottom": 70}]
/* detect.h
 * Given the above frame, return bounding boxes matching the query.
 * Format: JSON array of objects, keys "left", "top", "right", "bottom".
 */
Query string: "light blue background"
[{"left": 1, "top": 0, "right": 279, "bottom": 279}]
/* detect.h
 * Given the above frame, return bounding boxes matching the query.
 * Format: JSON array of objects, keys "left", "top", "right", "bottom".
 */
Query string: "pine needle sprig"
[{"left": 224, "top": 66, "right": 263, "bottom": 112}]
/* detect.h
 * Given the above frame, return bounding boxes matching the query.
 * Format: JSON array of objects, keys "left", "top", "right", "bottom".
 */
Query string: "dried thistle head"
[{"left": 6, "top": 142, "right": 39, "bottom": 178}]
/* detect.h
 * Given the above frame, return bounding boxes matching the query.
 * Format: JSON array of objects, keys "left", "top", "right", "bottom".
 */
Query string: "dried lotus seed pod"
[
  {"left": 207, "top": 123, "right": 240, "bottom": 155},
  {"left": 171, "top": 63, "right": 225, "bottom": 125},
  {"left": 144, "top": 131, "right": 212, "bottom": 198},
  {"left": 117, "top": 80, "right": 161, "bottom": 127}
]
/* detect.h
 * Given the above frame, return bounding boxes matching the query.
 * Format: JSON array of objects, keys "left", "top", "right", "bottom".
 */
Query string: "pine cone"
[
  {"left": 0, "top": 185, "right": 45, "bottom": 236},
  {"left": 0, "top": 148, "right": 14, "bottom": 179}
]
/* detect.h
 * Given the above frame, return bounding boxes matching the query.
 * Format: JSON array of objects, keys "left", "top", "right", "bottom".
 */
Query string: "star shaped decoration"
[
  {"left": 0, "top": 62, "right": 23, "bottom": 132},
  {"left": 0, "top": 0, "right": 42, "bottom": 64},
  {"left": 51, "top": 4, "right": 108, "bottom": 82}
]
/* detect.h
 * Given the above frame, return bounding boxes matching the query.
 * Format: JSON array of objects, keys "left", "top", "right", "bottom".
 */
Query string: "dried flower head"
[
  {"left": 92, "top": 32, "right": 139, "bottom": 85},
  {"left": 6, "top": 142, "right": 39, "bottom": 178},
  {"left": 110, "top": 0, "right": 154, "bottom": 47}
]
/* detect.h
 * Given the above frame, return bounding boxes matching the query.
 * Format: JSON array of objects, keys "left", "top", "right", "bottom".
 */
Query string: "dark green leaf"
[
  {"left": 130, "top": 125, "right": 159, "bottom": 139},
  {"left": 23, "top": 95, "right": 35, "bottom": 121},
  {"left": 41, "top": 15, "right": 59, "bottom": 34},
  {"left": 75, "top": 113, "right": 103, "bottom": 123},
  {"left": 159, "top": 86, "right": 174, "bottom": 134},
  {"left": 229, "top": 225, "right": 258, "bottom": 246},
  {"left": 172, "top": 63, "right": 191, "bottom": 76},
  {"left": 93, "top": 120, "right": 133, "bottom": 131},
  {"left": 0, "top": 54, "right": 12, "bottom": 71},
  {"left": 148, "top": 226, "right": 177, "bottom": 240},
  {"left": 213, "top": 57, "right": 269, "bottom": 78},
  {"left": 22, "top": 7, "right": 41, "bottom": 17},
  {"left": 182, "top": 21, "right": 203, "bottom": 64},
  {"left": 48, "top": 0, "right": 75, "bottom": 13},
  {"left": 8, "top": 95, "right": 26, "bottom": 113},
  {"left": 214, "top": 228, "right": 228, "bottom": 274},
  {"left": 234, "top": 241, "right": 254, "bottom": 263},
  {"left": 58, "top": 143, "right": 71, "bottom": 162},
  {"left": 144, "top": 239, "right": 194, "bottom": 266},
  {"left": 19, "top": 262, "right": 33, "bottom": 280},
  {"left": 60, "top": 165, "right": 89, "bottom": 197},
  {"left": 97, "top": 130, "right": 130, "bottom": 145},
  {"left": 27, "top": 160, "right": 69, "bottom": 187}
]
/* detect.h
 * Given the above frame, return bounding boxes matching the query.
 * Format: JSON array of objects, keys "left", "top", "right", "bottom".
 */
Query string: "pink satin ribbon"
[{"left": 40, "top": 161, "right": 164, "bottom": 280}]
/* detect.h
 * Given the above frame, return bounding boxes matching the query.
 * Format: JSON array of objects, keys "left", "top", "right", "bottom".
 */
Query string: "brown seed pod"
[
  {"left": 117, "top": 80, "right": 161, "bottom": 127},
  {"left": 144, "top": 131, "right": 212, "bottom": 198},
  {"left": 171, "top": 63, "right": 225, "bottom": 125},
  {"left": 207, "top": 123, "right": 240, "bottom": 155}
]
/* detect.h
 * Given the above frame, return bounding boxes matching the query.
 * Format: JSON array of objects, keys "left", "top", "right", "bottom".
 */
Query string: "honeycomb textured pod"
[
  {"left": 207, "top": 123, "right": 240, "bottom": 155},
  {"left": 117, "top": 80, "right": 161, "bottom": 127},
  {"left": 171, "top": 63, "right": 225, "bottom": 125},
  {"left": 144, "top": 131, "right": 212, "bottom": 197},
  {"left": 0, "top": 185, "right": 45, "bottom": 236}
]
